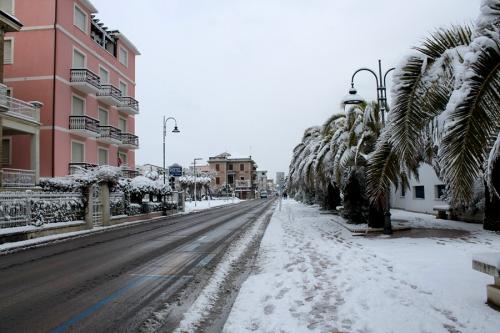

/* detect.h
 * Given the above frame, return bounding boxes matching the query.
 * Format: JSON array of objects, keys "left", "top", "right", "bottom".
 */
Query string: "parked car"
[{"left": 260, "top": 191, "right": 268, "bottom": 199}]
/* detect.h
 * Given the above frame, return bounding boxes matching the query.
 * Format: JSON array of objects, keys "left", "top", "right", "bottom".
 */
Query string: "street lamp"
[
  {"left": 344, "top": 59, "right": 395, "bottom": 234},
  {"left": 193, "top": 157, "right": 202, "bottom": 207},
  {"left": 163, "top": 116, "right": 180, "bottom": 185}
]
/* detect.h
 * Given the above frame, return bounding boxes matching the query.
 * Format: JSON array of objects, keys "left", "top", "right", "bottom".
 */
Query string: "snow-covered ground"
[
  {"left": 184, "top": 198, "right": 241, "bottom": 213},
  {"left": 224, "top": 200, "right": 500, "bottom": 333}
]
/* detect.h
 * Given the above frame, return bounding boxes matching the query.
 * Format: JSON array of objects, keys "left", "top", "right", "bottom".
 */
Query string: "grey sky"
[{"left": 93, "top": 0, "right": 479, "bottom": 179}]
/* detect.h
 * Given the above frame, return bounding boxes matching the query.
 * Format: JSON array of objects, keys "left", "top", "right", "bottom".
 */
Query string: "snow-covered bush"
[
  {"left": 128, "top": 203, "right": 141, "bottom": 216},
  {"left": 39, "top": 166, "right": 122, "bottom": 192},
  {"left": 30, "top": 196, "right": 84, "bottom": 226}
]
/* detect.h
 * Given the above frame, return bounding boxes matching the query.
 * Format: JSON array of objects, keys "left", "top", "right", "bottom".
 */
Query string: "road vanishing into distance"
[{"left": 0, "top": 199, "right": 274, "bottom": 333}]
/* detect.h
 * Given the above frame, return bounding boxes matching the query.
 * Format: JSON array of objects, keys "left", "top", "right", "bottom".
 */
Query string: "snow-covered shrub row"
[
  {"left": 119, "top": 176, "right": 172, "bottom": 197},
  {"left": 39, "top": 166, "right": 122, "bottom": 192},
  {"left": 128, "top": 203, "right": 142, "bottom": 216},
  {"left": 178, "top": 175, "right": 212, "bottom": 186},
  {"left": 141, "top": 202, "right": 163, "bottom": 214},
  {"left": 30, "top": 196, "right": 84, "bottom": 226},
  {"left": 110, "top": 191, "right": 126, "bottom": 216}
]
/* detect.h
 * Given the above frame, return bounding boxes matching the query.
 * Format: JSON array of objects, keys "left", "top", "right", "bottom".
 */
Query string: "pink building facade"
[{"left": 3, "top": 0, "right": 140, "bottom": 177}]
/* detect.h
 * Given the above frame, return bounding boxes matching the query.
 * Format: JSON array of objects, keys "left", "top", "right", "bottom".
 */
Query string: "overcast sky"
[{"left": 93, "top": 0, "right": 479, "bottom": 179}]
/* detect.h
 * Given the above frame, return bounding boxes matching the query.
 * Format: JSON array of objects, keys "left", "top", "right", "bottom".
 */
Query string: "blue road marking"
[{"left": 49, "top": 274, "right": 191, "bottom": 333}]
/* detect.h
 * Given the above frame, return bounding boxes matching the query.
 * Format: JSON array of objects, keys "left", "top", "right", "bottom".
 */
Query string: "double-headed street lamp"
[
  {"left": 163, "top": 116, "right": 180, "bottom": 184},
  {"left": 343, "top": 59, "right": 395, "bottom": 234}
]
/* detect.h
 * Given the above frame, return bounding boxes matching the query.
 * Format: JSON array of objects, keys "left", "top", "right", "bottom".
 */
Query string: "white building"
[
  {"left": 276, "top": 172, "right": 285, "bottom": 189},
  {"left": 391, "top": 163, "right": 446, "bottom": 214},
  {"left": 257, "top": 171, "right": 268, "bottom": 191}
]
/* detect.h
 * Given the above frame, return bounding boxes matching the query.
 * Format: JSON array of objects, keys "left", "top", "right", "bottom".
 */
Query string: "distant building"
[
  {"left": 276, "top": 172, "right": 285, "bottom": 189},
  {"left": 256, "top": 171, "right": 268, "bottom": 192},
  {"left": 267, "top": 179, "right": 275, "bottom": 192},
  {"left": 208, "top": 152, "right": 257, "bottom": 199}
]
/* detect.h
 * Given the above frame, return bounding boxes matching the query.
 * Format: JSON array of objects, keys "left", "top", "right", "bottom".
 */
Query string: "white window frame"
[
  {"left": 71, "top": 94, "right": 86, "bottom": 116},
  {"left": 0, "top": 0, "right": 15, "bottom": 15},
  {"left": 4, "top": 37, "right": 14, "bottom": 64},
  {"left": 97, "top": 147, "right": 109, "bottom": 166},
  {"left": 70, "top": 140, "right": 85, "bottom": 163},
  {"left": 118, "top": 80, "right": 128, "bottom": 96},
  {"left": 98, "top": 107, "right": 109, "bottom": 126},
  {"left": 72, "top": 46, "right": 87, "bottom": 69},
  {"left": 73, "top": 3, "right": 88, "bottom": 33},
  {"left": 1, "top": 137, "right": 12, "bottom": 165},
  {"left": 99, "top": 65, "right": 110, "bottom": 84},
  {"left": 118, "top": 46, "right": 128, "bottom": 67},
  {"left": 118, "top": 116, "right": 127, "bottom": 133}
]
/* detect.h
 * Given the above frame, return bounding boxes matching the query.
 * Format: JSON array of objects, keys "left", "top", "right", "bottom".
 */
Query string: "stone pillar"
[
  {"left": 0, "top": 116, "right": 3, "bottom": 188},
  {"left": 101, "top": 184, "right": 111, "bottom": 226},
  {"left": 84, "top": 187, "right": 94, "bottom": 229},
  {"left": 30, "top": 131, "right": 40, "bottom": 184}
]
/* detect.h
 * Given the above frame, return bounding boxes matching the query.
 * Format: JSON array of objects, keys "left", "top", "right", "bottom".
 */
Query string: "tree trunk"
[
  {"left": 484, "top": 160, "right": 500, "bottom": 231},
  {"left": 327, "top": 184, "right": 341, "bottom": 211}
]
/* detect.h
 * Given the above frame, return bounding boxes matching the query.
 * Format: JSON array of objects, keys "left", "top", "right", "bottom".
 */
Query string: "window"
[
  {"left": 119, "top": 81, "right": 127, "bottom": 96},
  {"left": 74, "top": 4, "right": 87, "bottom": 32},
  {"left": 228, "top": 174, "right": 234, "bottom": 184},
  {"left": 98, "top": 108, "right": 108, "bottom": 126},
  {"left": 228, "top": 164, "right": 233, "bottom": 171},
  {"left": 118, "top": 151, "right": 127, "bottom": 166},
  {"left": 98, "top": 148, "right": 108, "bottom": 165},
  {"left": 4, "top": 38, "right": 13, "bottom": 64},
  {"left": 215, "top": 164, "right": 219, "bottom": 171},
  {"left": 118, "top": 118, "right": 127, "bottom": 132},
  {"left": 435, "top": 184, "right": 446, "bottom": 200},
  {"left": 0, "top": 0, "right": 14, "bottom": 14},
  {"left": 72, "top": 49, "right": 86, "bottom": 68},
  {"left": 71, "top": 141, "right": 84, "bottom": 163},
  {"left": 1, "top": 138, "right": 11, "bottom": 165},
  {"left": 400, "top": 186, "right": 406, "bottom": 198},
  {"left": 240, "top": 176, "right": 245, "bottom": 180},
  {"left": 71, "top": 96, "right": 85, "bottom": 115},
  {"left": 99, "top": 66, "right": 109, "bottom": 84},
  {"left": 414, "top": 186, "right": 425, "bottom": 199},
  {"left": 215, "top": 177, "right": 220, "bottom": 185},
  {"left": 118, "top": 47, "right": 128, "bottom": 67},
  {"left": 240, "top": 164, "right": 244, "bottom": 171}
]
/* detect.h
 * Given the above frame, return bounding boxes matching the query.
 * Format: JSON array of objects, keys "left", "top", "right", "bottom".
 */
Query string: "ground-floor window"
[
  {"left": 1, "top": 138, "right": 11, "bottom": 165},
  {"left": 414, "top": 185, "right": 425, "bottom": 199},
  {"left": 98, "top": 148, "right": 108, "bottom": 165}
]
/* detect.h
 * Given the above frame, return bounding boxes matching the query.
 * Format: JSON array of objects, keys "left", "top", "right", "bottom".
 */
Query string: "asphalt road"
[{"left": 0, "top": 199, "right": 274, "bottom": 333}]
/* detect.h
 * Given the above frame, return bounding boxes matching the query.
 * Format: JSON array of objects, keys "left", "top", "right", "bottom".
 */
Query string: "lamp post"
[
  {"left": 163, "top": 116, "right": 180, "bottom": 185},
  {"left": 343, "top": 59, "right": 395, "bottom": 234},
  {"left": 193, "top": 157, "right": 202, "bottom": 207}
]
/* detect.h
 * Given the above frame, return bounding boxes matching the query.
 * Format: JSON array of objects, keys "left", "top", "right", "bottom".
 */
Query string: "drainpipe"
[{"left": 51, "top": 0, "right": 58, "bottom": 177}]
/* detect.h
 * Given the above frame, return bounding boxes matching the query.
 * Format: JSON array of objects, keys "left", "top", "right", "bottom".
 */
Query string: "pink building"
[{"left": 3, "top": 0, "right": 140, "bottom": 177}]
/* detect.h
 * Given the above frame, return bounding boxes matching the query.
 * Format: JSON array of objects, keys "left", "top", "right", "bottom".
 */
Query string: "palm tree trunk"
[{"left": 484, "top": 161, "right": 500, "bottom": 231}]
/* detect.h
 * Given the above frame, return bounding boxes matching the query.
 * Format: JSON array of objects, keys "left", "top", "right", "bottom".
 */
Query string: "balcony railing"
[
  {"left": 98, "top": 125, "right": 122, "bottom": 143},
  {"left": 235, "top": 180, "right": 251, "bottom": 189},
  {"left": 69, "top": 163, "right": 97, "bottom": 175},
  {"left": 0, "top": 168, "right": 36, "bottom": 188},
  {"left": 118, "top": 96, "right": 139, "bottom": 115},
  {"left": 69, "top": 116, "right": 100, "bottom": 135},
  {"left": 70, "top": 69, "right": 101, "bottom": 90},
  {"left": 97, "top": 85, "right": 122, "bottom": 105},
  {"left": 120, "top": 133, "right": 139, "bottom": 149},
  {"left": 0, "top": 94, "right": 40, "bottom": 123},
  {"left": 121, "top": 169, "right": 139, "bottom": 179}
]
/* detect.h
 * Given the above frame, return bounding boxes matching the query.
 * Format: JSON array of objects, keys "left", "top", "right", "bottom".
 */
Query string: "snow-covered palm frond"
[{"left": 439, "top": 28, "right": 500, "bottom": 203}]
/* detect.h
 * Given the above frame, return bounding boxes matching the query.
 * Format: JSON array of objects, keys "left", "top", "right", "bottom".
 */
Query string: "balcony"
[
  {"left": 117, "top": 96, "right": 139, "bottom": 115},
  {"left": 235, "top": 180, "right": 251, "bottom": 189},
  {"left": 0, "top": 93, "right": 40, "bottom": 124},
  {"left": 69, "top": 116, "right": 100, "bottom": 137},
  {"left": 0, "top": 168, "right": 36, "bottom": 188},
  {"left": 69, "top": 163, "right": 97, "bottom": 175},
  {"left": 70, "top": 69, "right": 101, "bottom": 95},
  {"left": 98, "top": 125, "right": 122, "bottom": 144},
  {"left": 119, "top": 133, "right": 139, "bottom": 149},
  {"left": 97, "top": 85, "right": 122, "bottom": 106},
  {"left": 121, "top": 168, "right": 139, "bottom": 179}
]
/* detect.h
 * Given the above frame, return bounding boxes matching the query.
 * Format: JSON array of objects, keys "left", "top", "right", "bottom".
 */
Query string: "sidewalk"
[{"left": 224, "top": 200, "right": 500, "bottom": 333}]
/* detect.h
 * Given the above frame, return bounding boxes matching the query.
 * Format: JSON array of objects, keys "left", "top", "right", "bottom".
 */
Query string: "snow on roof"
[{"left": 81, "top": 0, "right": 98, "bottom": 13}]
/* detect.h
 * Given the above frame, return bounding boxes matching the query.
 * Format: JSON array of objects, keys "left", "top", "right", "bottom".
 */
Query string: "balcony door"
[
  {"left": 98, "top": 108, "right": 108, "bottom": 126},
  {"left": 71, "top": 141, "right": 84, "bottom": 163},
  {"left": 72, "top": 96, "right": 85, "bottom": 116},
  {"left": 99, "top": 67, "right": 109, "bottom": 84},
  {"left": 72, "top": 49, "right": 86, "bottom": 69},
  {"left": 118, "top": 118, "right": 127, "bottom": 133},
  {"left": 98, "top": 148, "right": 108, "bottom": 166}
]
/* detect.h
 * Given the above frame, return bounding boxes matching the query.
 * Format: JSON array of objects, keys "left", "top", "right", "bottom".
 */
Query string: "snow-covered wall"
[{"left": 391, "top": 163, "right": 446, "bottom": 214}]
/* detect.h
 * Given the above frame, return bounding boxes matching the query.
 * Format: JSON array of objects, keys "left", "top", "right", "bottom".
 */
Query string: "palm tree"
[{"left": 367, "top": 0, "right": 500, "bottom": 230}]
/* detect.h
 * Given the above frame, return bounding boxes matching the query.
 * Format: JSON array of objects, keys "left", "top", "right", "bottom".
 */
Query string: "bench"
[
  {"left": 472, "top": 253, "right": 500, "bottom": 309},
  {"left": 433, "top": 205, "right": 452, "bottom": 219}
]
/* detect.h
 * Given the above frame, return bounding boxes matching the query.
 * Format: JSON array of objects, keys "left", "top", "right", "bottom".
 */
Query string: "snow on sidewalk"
[
  {"left": 184, "top": 198, "right": 242, "bottom": 213},
  {"left": 224, "top": 200, "right": 500, "bottom": 333}
]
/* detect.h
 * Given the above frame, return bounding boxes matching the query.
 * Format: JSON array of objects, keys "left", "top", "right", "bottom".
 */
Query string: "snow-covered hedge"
[
  {"left": 120, "top": 176, "right": 172, "bottom": 197},
  {"left": 39, "top": 166, "right": 122, "bottom": 192},
  {"left": 30, "top": 197, "right": 84, "bottom": 226}
]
